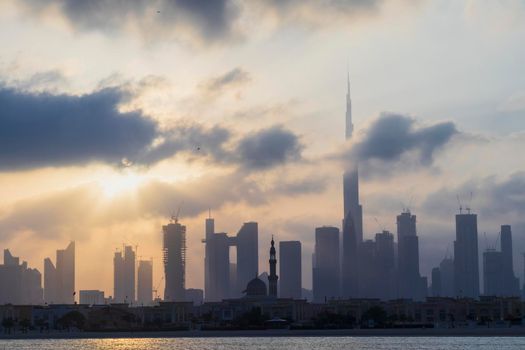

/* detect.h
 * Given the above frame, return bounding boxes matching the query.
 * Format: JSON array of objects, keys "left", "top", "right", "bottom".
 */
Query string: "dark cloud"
[
  {"left": 339, "top": 113, "right": 457, "bottom": 178},
  {"left": 0, "top": 86, "right": 157, "bottom": 170},
  {"left": 0, "top": 85, "right": 302, "bottom": 171},
  {"left": 20, "top": 0, "right": 239, "bottom": 45},
  {"left": 17, "top": 0, "right": 394, "bottom": 45},
  {"left": 235, "top": 125, "right": 303, "bottom": 170},
  {"left": 133, "top": 125, "right": 231, "bottom": 166},
  {"left": 353, "top": 113, "right": 457, "bottom": 165}
]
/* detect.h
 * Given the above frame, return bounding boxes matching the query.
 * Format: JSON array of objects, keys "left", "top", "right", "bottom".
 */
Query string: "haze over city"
[{"left": 1, "top": 0, "right": 525, "bottom": 305}]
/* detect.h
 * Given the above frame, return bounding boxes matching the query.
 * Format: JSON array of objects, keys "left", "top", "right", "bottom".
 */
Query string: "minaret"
[
  {"left": 342, "top": 71, "right": 363, "bottom": 298},
  {"left": 268, "top": 236, "right": 278, "bottom": 298}
]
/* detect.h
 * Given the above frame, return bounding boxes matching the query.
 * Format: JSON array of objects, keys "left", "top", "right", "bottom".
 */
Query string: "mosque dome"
[{"left": 243, "top": 276, "right": 267, "bottom": 297}]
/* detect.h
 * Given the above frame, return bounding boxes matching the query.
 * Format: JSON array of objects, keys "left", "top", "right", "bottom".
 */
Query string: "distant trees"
[
  {"left": 56, "top": 311, "right": 86, "bottom": 331},
  {"left": 360, "top": 306, "right": 388, "bottom": 328},
  {"left": 233, "top": 307, "right": 266, "bottom": 328},
  {"left": 311, "top": 311, "right": 355, "bottom": 329},
  {"left": 1, "top": 317, "right": 14, "bottom": 334}
]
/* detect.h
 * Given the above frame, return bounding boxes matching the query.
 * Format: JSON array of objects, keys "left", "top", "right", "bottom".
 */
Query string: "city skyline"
[
  {"left": 0, "top": 76, "right": 523, "bottom": 302},
  {"left": 0, "top": 0, "right": 524, "bottom": 299}
]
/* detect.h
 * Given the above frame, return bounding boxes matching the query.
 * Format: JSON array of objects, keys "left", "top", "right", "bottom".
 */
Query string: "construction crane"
[
  {"left": 171, "top": 202, "right": 183, "bottom": 224},
  {"left": 153, "top": 276, "right": 164, "bottom": 301}
]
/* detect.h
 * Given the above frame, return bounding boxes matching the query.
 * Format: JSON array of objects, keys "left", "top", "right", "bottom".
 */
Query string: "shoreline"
[{"left": 2, "top": 327, "right": 525, "bottom": 340}]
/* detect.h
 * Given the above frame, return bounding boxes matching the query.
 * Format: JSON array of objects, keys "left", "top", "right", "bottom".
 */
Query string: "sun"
[{"left": 98, "top": 171, "right": 145, "bottom": 198}]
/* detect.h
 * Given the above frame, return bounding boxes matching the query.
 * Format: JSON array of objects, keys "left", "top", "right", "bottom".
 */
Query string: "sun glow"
[{"left": 98, "top": 171, "right": 145, "bottom": 198}]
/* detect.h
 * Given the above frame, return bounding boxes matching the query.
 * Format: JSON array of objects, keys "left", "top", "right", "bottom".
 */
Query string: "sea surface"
[{"left": 1, "top": 337, "right": 525, "bottom": 350}]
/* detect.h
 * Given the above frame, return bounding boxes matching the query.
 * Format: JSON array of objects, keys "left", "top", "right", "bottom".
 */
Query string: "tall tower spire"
[
  {"left": 268, "top": 236, "right": 278, "bottom": 298},
  {"left": 346, "top": 71, "right": 353, "bottom": 139}
]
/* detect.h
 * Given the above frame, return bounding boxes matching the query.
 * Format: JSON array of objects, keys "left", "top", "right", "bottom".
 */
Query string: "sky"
[{"left": 0, "top": 0, "right": 524, "bottom": 297}]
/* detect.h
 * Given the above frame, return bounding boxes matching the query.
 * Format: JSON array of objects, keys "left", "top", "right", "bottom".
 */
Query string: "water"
[{"left": 1, "top": 337, "right": 524, "bottom": 350}]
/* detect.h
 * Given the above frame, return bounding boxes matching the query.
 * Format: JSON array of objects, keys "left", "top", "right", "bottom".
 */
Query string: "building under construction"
[{"left": 163, "top": 216, "right": 186, "bottom": 302}]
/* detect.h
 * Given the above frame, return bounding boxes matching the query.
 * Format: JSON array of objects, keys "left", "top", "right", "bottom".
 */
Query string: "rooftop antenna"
[{"left": 456, "top": 195, "right": 463, "bottom": 214}]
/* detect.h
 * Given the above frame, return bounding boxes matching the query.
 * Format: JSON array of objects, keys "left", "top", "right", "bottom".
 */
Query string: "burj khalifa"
[{"left": 341, "top": 74, "right": 363, "bottom": 298}]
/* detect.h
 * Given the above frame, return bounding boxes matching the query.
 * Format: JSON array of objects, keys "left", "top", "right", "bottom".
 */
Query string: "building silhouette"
[
  {"left": 203, "top": 216, "right": 259, "bottom": 301},
  {"left": 313, "top": 226, "right": 340, "bottom": 302},
  {"left": 397, "top": 211, "right": 426, "bottom": 300},
  {"left": 481, "top": 225, "right": 520, "bottom": 297},
  {"left": 431, "top": 267, "right": 441, "bottom": 296},
  {"left": 185, "top": 288, "right": 204, "bottom": 305},
  {"left": 454, "top": 212, "right": 480, "bottom": 298},
  {"left": 342, "top": 74, "right": 362, "bottom": 299},
  {"left": 0, "top": 250, "right": 43, "bottom": 305},
  {"left": 268, "top": 237, "right": 278, "bottom": 298},
  {"left": 44, "top": 242, "right": 75, "bottom": 304},
  {"left": 359, "top": 239, "right": 377, "bottom": 298},
  {"left": 163, "top": 217, "right": 186, "bottom": 301},
  {"left": 279, "top": 241, "right": 302, "bottom": 299},
  {"left": 114, "top": 245, "right": 136, "bottom": 304},
  {"left": 374, "top": 231, "right": 396, "bottom": 300},
  {"left": 137, "top": 259, "right": 153, "bottom": 305},
  {"left": 439, "top": 257, "right": 455, "bottom": 297},
  {"left": 205, "top": 230, "right": 230, "bottom": 302},
  {"left": 500, "top": 225, "right": 520, "bottom": 296},
  {"left": 483, "top": 248, "right": 504, "bottom": 296},
  {"left": 233, "top": 222, "right": 258, "bottom": 297},
  {"left": 79, "top": 290, "right": 105, "bottom": 305},
  {"left": 44, "top": 257, "right": 57, "bottom": 304}
]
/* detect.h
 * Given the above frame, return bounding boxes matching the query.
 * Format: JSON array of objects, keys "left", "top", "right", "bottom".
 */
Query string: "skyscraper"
[
  {"left": 113, "top": 245, "right": 136, "bottom": 303},
  {"left": 46, "top": 241, "right": 75, "bottom": 304},
  {"left": 396, "top": 211, "right": 425, "bottom": 300},
  {"left": 205, "top": 231, "right": 230, "bottom": 302},
  {"left": 431, "top": 267, "right": 442, "bottom": 297},
  {"left": 439, "top": 257, "right": 455, "bottom": 297},
  {"left": 454, "top": 212, "right": 480, "bottom": 298},
  {"left": 0, "top": 250, "right": 43, "bottom": 305},
  {"left": 43, "top": 257, "right": 57, "bottom": 304},
  {"left": 313, "top": 226, "right": 340, "bottom": 302},
  {"left": 234, "top": 222, "right": 258, "bottom": 297},
  {"left": 374, "top": 231, "right": 395, "bottom": 300},
  {"left": 203, "top": 217, "right": 259, "bottom": 301},
  {"left": 137, "top": 259, "right": 153, "bottom": 305},
  {"left": 279, "top": 241, "right": 302, "bottom": 299},
  {"left": 342, "top": 74, "right": 363, "bottom": 298},
  {"left": 268, "top": 237, "right": 278, "bottom": 298},
  {"left": 483, "top": 249, "right": 503, "bottom": 296},
  {"left": 163, "top": 217, "right": 186, "bottom": 301},
  {"left": 500, "top": 225, "right": 520, "bottom": 296},
  {"left": 204, "top": 215, "right": 214, "bottom": 301}
]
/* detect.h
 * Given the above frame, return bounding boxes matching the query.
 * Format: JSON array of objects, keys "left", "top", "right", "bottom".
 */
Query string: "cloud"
[
  {"left": 0, "top": 86, "right": 158, "bottom": 170},
  {"left": 0, "top": 84, "right": 302, "bottom": 172},
  {"left": 0, "top": 168, "right": 324, "bottom": 242},
  {"left": 199, "top": 67, "right": 251, "bottom": 96},
  {"left": 339, "top": 113, "right": 458, "bottom": 178},
  {"left": 18, "top": 0, "right": 241, "bottom": 46},
  {"left": 235, "top": 125, "right": 303, "bottom": 170},
  {"left": 353, "top": 113, "right": 457, "bottom": 165},
  {"left": 422, "top": 172, "right": 525, "bottom": 221},
  {"left": 15, "top": 0, "right": 399, "bottom": 45}
]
